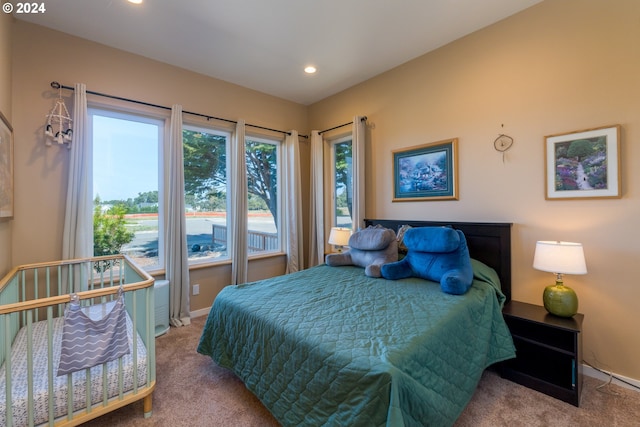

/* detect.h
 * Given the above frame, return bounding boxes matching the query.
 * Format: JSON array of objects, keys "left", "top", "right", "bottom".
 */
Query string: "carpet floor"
[{"left": 84, "top": 315, "right": 640, "bottom": 426}]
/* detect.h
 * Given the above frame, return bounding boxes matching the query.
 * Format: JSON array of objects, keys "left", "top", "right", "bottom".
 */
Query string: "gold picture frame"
[
  {"left": 0, "top": 111, "right": 13, "bottom": 219},
  {"left": 545, "top": 125, "right": 621, "bottom": 200}
]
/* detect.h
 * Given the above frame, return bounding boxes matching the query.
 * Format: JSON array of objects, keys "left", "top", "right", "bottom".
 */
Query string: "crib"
[{"left": 0, "top": 255, "right": 156, "bottom": 427}]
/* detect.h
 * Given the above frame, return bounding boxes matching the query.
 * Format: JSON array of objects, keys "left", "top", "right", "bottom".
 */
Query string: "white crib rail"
[{"left": 0, "top": 255, "right": 155, "bottom": 427}]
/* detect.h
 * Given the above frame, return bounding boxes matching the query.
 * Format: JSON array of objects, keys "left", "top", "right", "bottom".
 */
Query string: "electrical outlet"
[{"left": 192, "top": 284, "right": 200, "bottom": 295}]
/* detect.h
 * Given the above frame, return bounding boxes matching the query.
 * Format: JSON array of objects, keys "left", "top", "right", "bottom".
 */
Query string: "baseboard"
[
  {"left": 190, "top": 306, "right": 211, "bottom": 318},
  {"left": 583, "top": 364, "right": 640, "bottom": 392}
]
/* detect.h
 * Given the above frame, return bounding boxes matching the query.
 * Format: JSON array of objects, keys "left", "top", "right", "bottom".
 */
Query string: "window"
[
  {"left": 182, "top": 128, "right": 283, "bottom": 263},
  {"left": 92, "top": 107, "right": 284, "bottom": 272},
  {"left": 330, "top": 136, "right": 353, "bottom": 229},
  {"left": 245, "top": 135, "right": 282, "bottom": 255},
  {"left": 91, "top": 108, "right": 163, "bottom": 270},
  {"left": 182, "top": 125, "right": 231, "bottom": 264}
]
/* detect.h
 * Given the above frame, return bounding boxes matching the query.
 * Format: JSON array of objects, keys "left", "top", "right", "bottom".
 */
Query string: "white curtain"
[
  {"left": 230, "top": 120, "right": 248, "bottom": 285},
  {"left": 62, "top": 83, "right": 93, "bottom": 262},
  {"left": 308, "top": 130, "right": 324, "bottom": 267},
  {"left": 351, "top": 116, "right": 366, "bottom": 231},
  {"left": 164, "top": 105, "right": 191, "bottom": 327},
  {"left": 284, "top": 130, "right": 304, "bottom": 273}
]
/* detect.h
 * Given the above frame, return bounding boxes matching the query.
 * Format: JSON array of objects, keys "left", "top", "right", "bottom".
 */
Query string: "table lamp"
[
  {"left": 328, "top": 227, "right": 352, "bottom": 252},
  {"left": 533, "top": 241, "right": 587, "bottom": 317}
]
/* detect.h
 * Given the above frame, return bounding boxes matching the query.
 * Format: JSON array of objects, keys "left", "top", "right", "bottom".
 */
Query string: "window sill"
[
  {"left": 248, "top": 251, "right": 286, "bottom": 261},
  {"left": 184, "top": 251, "right": 285, "bottom": 272}
]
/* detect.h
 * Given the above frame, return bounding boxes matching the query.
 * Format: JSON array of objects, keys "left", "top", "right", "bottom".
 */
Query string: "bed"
[
  {"left": 0, "top": 255, "right": 156, "bottom": 427},
  {"left": 197, "top": 220, "right": 515, "bottom": 426}
]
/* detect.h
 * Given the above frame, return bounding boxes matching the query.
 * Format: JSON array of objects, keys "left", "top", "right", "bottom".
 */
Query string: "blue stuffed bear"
[{"left": 380, "top": 226, "right": 474, "bottom": 295}]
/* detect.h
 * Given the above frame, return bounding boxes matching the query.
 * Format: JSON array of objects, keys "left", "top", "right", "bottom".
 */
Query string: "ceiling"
[{"left": 16, "top": 0, "right": 542, "bottom": 105}]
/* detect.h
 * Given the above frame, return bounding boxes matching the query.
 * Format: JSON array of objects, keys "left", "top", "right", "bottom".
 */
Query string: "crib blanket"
[{"left": 0, "top": 305, "right": 147, "bottom": 427}]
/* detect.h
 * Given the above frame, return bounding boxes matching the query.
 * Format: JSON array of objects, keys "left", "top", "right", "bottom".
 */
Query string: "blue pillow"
[{"left": 381, "top": 226, "right": 474, "bottom": 295}]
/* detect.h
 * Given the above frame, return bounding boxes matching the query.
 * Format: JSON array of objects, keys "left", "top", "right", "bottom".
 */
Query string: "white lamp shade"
[
  {"left": 533, "top": 241, "right": 587, "bottom": 275},
  {"left": 328, "top": 227, "right": 352, "bottom": 246}
]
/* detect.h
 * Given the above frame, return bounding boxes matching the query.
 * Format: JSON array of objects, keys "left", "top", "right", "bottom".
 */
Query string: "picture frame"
[
  {"left": 392, "top": 138, "right": 458, "bottom": 202},
  {"left": 545, "top": 125, "right": 621, "bottom": 200},
  {"left": 0, "top": 111, "right": 13, "bottom": 219}
]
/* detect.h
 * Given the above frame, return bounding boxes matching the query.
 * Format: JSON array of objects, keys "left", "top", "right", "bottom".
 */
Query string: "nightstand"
[{"left": 501, "top": 300, "right": 584, "bottom": 407}]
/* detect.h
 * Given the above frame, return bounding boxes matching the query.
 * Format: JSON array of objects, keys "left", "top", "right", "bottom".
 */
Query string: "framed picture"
[
  {"left": 0, "top": 111, "right": 13, "bottom": 219},
  {"left": 392, "top": 138, "right": 458, "bottom": 202},
  {"left": 545, "top": 125, "right": 621, "bottom": 200}
]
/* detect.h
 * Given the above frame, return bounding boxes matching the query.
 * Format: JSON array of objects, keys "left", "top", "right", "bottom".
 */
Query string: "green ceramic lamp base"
[{"left": 543, "top": 279, "right": 578, "bottom": 318}]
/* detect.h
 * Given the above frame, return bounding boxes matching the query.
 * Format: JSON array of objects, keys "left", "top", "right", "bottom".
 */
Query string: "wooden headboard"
[{"left": 364, "top": 219, "right": 512, "bottom": 302}]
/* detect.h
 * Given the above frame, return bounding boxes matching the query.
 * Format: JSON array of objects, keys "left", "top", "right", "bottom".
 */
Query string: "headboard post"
[{"left": 364, "top": 219, "right": 512, "bottom": 302}]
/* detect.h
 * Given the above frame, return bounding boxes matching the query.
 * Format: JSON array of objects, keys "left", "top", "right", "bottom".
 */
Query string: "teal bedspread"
[{"left": 197, "top": 262, "right": 515, "bottom": 426}]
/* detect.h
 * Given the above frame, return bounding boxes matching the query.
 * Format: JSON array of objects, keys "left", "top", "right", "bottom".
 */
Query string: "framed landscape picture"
[
  {"left": 545, "top": 125, "right": 621, "bottom": 200},
  {"left": 0, "top": 111, "right": 13, "bottom": 219},
  {"left": 392, "top": 138, "right": 458, "bottom": 202}
]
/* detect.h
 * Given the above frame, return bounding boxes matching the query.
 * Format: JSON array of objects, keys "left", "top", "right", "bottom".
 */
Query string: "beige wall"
[
  {"left": 0, "top": 13, "right": 13, "bottom": 277},
  {"left": 10, "top": 21, "right": 308, "bottom": 311},
  {"left": 309, "top": 0, "right": 640, "bottom": 380}
]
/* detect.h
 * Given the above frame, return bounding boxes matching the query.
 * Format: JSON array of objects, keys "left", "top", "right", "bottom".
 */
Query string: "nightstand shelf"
[{"left": 501, "top": 301, "right": 583, "bottom": 406}]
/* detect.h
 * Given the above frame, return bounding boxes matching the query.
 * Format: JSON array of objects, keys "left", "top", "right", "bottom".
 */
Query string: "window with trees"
[
  {"left": 91, "top": 107, "right": 284, "bottom": 272},
  {"left": 90, "top": 108, "right": 163, "bottom": 270},
  {"left": 330, "top": 136, "right": 353, "bottom": 229},
  {"left": 181, "top": 129, "right": 283, "bottom": 262},
  {"left": 182, "top": 125, "right": 230, "bottom": 264},
  {"left": 245, "top": 135, "right": 282, "bottom": 254}
]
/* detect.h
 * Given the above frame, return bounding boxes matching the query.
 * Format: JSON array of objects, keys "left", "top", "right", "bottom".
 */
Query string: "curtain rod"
[
  {"left": 318, "top": 116, "right": 367, "bottom": 135},
  {"left": 50, "top": 81, "right": 308, "bottom": 138}
]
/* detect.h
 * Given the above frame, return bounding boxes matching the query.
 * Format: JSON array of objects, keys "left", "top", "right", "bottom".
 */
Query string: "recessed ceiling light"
[
  {"left": 128, "top": 0, "right": 143, "bottom": 4},
  {"left": 304, "top": 66, "right": 317, "bottom": 74}
]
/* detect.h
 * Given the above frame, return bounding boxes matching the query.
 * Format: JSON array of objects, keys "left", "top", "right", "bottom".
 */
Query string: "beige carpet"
[{"left": 84, "top": 316, "right": 640, "bottom": 427}]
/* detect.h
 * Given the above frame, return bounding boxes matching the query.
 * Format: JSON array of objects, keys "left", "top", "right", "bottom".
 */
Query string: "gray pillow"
[{"left": 325, "top": 226, "right": 398, "bottom": 277}]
